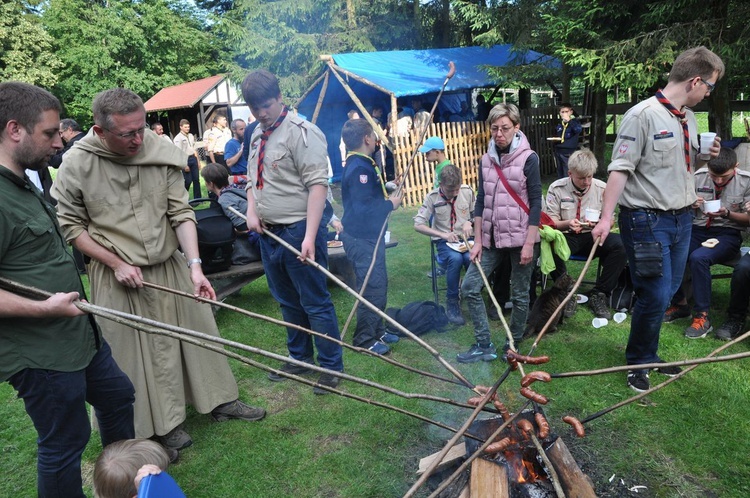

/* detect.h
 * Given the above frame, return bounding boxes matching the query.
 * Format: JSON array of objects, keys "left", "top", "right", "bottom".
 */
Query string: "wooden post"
[
  {"left": 545, "top": 438, "right": 597, "bottom": 498},
  {"left": 311, "top": 70, "right": 329, "bottom": 124},
  {"left": 470, "top": 458, "right": 509, "bottom": 498}
]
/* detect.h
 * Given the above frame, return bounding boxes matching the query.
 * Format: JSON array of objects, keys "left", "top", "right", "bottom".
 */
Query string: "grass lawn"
[{"left": 2, "top": 186, "right": 750, "bottom": 497}]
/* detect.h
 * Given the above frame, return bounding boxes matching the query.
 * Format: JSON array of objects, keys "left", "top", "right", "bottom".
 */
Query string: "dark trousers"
[
  {"left": 553, "top": 147, "right": 574, "bottom": 179},
  {"left": 673, "top": 226, "right": 742, "bottom": 313},
  {"left": 727, "top": 254, "right": 750, "bottom": 320},
  {"left": 553, "top": 231, "right": 628, "bottom": 295},
  {"left": 183, "top": 155, "right": 201, "bottom": 199},
  {"left": 341, "top": 234, "right": 388, "bottom": 347},
  {"left": 8, "top": 340, "right": 135, "bottom": 498}
]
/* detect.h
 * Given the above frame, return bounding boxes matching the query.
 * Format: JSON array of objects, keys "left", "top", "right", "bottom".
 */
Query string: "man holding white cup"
[
  {"left": 546, "top": 149, "right": 627, "bottom": 320},
  {"left": 592, "top": 46, "right": 724, "bottom": 393}
]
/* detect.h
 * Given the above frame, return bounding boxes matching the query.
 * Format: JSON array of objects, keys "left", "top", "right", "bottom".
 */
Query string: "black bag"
[
  {"left": 385, "top": 301, "right": 450, "bottom": 336},
  {"left": 609, "top": 266, "right": 636, "bottom": 312},
  {"left": 189, "top": 198, "right": 235, "bottom": 274}
]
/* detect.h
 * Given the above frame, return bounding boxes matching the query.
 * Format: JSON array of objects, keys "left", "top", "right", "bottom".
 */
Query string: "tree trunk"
[
  {"left": 346, "top": 0, "right": 356, "bottom": 29},
  {"left": 592, "top": 87, "right": 608, "bottom": 174},
  {"left": 708, "top": 83, "right": 732, "bottom": 139}
]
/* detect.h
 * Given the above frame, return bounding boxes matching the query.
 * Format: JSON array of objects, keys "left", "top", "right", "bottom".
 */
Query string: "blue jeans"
[
  {"left": 341, "top": 234, "right": 387, "bottom": 347},
  {"left": 8, "top": 340, "right": 135, "bottom": 498},
  {"left": 461, "top": 244, "right": 539, "bottom": 344},
  {"left": 672, "top": 226, "right": 741, "bottom": 313},
  {"left": 260, "top": 220, "right": 344, "bottom": 372},
  {"left": 619, "top": 209, "right": 692, "bottom": 366},
  {"left": 436, "top": 240, "right": 470, "bottom": 300}
]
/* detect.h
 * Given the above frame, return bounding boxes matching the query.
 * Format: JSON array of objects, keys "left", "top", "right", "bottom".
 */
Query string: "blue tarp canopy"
[{"left": 296, "top": 44, "right": 559, "bottom": 180}]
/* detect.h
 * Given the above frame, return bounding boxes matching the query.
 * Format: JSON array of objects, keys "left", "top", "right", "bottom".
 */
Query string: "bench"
[{"left": 207, "top": 239, "right": 399, "bottom": 300}]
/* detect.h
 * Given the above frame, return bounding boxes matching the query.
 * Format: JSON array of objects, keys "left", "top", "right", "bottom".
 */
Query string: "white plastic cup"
[
  {"left": 585, "top": 208, "right": 601, "bottom": 223},
  {"left": 702, "top": 199, "right": 721, "bottom": 213},
  {"left": 613, "top": 312, "right": 627, "bottom": 324},
  {"left": 700, "top": 132, "right": 717, "bottom": 160},
  {"left": 592, "top": 317, "right": 609, "bottom": 328},
  {"left": 384, "top": 231, "right": 391, "bottom": 244}
]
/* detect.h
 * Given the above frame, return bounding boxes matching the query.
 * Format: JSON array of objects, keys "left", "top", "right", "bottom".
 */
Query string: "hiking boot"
[
  {"left": 488, "top": 305, "right": 500, "bottom": 321},
  {"left": 313, "top": 373, "right": 341, "bottom": 395},
  {"left": 157, "top": 426, "right": 192, "bottom": 451},
  {"left": 685, "top": 312, "right": 712, "bottom": 339},
  {"left": 563, "top": 297, "right": 577, "bottom": 318},
  {"left": 380, "top": 332, "right": 400, "bottom": 344},
  {"left": 446, "top": 298, "right": 466, "bottom": 326},
  {"left": 663, "top": 304, "right": 690, "bottom": 322},
  {"left": 267, "top": 361, "right": 314, "bottom": 382},
  {"left": 426, "top": 267, "right": 446, "bottom": 279},
  {"left": 653, "top": 360, "right": 682, "bottom": 377},
  {"left": 588, "top": 291, "right": 612, "bottom": 320},
  {"left": 627, "top": 371, "right": 650, "bottom": 393},
  {"left": 456, "top": 343, "right": 497, "bottom": 363},
  {"left": 715, "top": 317, "right": 744, "bottom": 341},
  {"left": 211, "top": 400, "right": 266, "bottom": 422},
  {"left": 367, "top": 341, "right": 390, "bottom": 355}
]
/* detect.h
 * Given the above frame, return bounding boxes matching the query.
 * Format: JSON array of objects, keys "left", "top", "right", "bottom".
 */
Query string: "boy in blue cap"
[{"left": 420, "top": 136, "right": 450, "bottom": 188}]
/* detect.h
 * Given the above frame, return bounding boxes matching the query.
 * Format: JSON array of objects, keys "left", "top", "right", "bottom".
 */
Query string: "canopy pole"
[
  {"left": 327, "top": 62, "right": 393, "bottom": 153},
  {"left": 295, "top": 70, "right": 328, "bottom": 110},
  {"left": 311, "top": 70, "right": 330, "bottom": 124}
]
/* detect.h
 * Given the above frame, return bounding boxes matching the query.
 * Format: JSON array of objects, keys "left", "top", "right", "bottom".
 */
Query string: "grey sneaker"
[
  {"left": 313, "top": 373, "right": 341, "bottom": 395},
  {"left": 157, "top": 426, "right": 192, "bottom": 451},
  {"left": 684, "top": 312, "right": 712, "bottom": 339},
  {"left": 456, "top": 343, "right": 497, "bottom": 363},
  {"left": 446, "top": 298, "right": 466, "bottom": 326},
  {"left": 267, "top": 361, "right": 314, "bottom": 382},
  {"left": 211, "top": 400, "right": 266, "bottom": 422},
  {"left": 663, "top": 304, "right": 690, "bottom": 322},
  {"left": 715, "top": 317, "right": 744, "bottom": 341},
  {"left": 588, "top": 291, "right": 612, "bottom": 320}
]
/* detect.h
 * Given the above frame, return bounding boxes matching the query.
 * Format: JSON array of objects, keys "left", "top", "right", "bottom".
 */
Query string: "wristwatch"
[{"left": 187, "top": 258, "right": 202, "bottom": 268}]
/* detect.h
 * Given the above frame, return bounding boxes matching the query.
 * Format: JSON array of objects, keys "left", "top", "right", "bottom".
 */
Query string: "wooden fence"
[{"left": 393, "top": 107, "right": 564, "bottom": 206}]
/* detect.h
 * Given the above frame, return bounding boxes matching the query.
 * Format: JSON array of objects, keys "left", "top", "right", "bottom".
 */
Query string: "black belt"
[
  {"left": 263, "top": 222, "right": 297, "bottom": 232},
  {"left": 619, "top": 205, "right": 691, "bottom": 216}
]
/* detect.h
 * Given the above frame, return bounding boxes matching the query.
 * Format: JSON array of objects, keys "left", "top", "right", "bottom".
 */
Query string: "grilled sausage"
[
  {"left": 563, "top": 415, "right": 585, "bottom": 438},
  {"left": 484, "top": 437, "right": 512, "bottom": 454},
  {"left": 521, "top": 371, "right": 552, "bottom": 388},
  {"left": 467, "top": 396, "right": 486, "bottom": 407},
  {"left": 535, "top": 412, "right": 550, "bottom": 439},
  {"left": 517, "top": 419, "right": 534, "bottom": 436},
  {"left": 519, "top": 387, "right": 548, "bottom": 404},
  {"left": 506, "top": 350, "right": 550, "bottom": 365},
  {"left": 493, "top": 400, "right": 511, "bottom": 421},
  {"left": 473, "top": 385, "right": 497, "bottom": 402}
]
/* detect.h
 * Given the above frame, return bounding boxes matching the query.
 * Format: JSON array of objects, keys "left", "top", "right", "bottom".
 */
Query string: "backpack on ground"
[
  {"left": 385, "top": 301, "right": 450, "bottom": 336},
  {"left": 189, "top": 198, "right": 235, "bottom": 274},
  {"left": 609, "top": 266, "right": 635, "bottom": 312}
]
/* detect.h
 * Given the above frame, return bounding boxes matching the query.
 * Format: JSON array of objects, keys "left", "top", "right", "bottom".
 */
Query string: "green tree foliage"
[
  {"left": 0, "top": 1, "right": 63, "bottom": 87},
  {"left": 211, "top": 0, "right": 421, "bottom": 99},
  {"left": 41, "top": 0, "right": 220, "bottom": 126}
]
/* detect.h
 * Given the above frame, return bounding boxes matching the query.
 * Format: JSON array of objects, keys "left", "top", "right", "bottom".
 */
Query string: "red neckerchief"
[
  {"left": 439, "top": 188, "right": 457, "bottom": 232},
  {"left": 256, "top": 106, "right": 289, "bottom": 189},
  {"left": 655, "top": 89, "right": 690, "bottom": 170},
  {"left": 706, "top": 172, "right": 735, "bottom": 228}
]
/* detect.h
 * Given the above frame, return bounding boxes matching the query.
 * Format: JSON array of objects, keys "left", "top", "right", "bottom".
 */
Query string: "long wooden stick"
[
  {"left": 141, "top": 280, "right": 462, "bottom": 387},
  {"left": 226, "top": 207, "right": 475, "bottom": 389},
  {"left": 529, "top": 432, "right": 566, "bottom": 498},
  {"left": 576, "top": 330, "right": 750, "bottom": 424}
]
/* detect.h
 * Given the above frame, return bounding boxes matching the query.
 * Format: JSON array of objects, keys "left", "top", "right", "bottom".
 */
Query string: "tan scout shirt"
[
  {"left": 414, "top": 185, "right": 475, "bottom": 240},
  {"left": 545, "top": 177, "right": 606, "bottom": 232},
  {"left": 247, "top": 113, "right": 329, "bottom": 225},
  {"left": 54, "top": 129, "right": 195, "bottom": 266},
  {"left": 173, "top": 131, "right": 196, "bottom": 155},
  {"left": 206, "top": 126, "right": 231, "bottom": 154},
  {"left": 693, "top": 167, "right": 750, "bottom": 229},
  {"left": 609, "top": 96, "right": 699, "bottom": 211}
]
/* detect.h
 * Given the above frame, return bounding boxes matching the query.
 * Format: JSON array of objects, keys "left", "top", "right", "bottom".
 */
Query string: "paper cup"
[
  {"left": 592, "top": 317, "right": 609, "bottom": 328},
  {"left": 702, "top": 199, "right": 721, "bottom": 213},
  {"left": 699, "top": 132, "right": 716, "bottom": 159},
  {"left": 585, "top": 208, "right": 601, "bottom": 223},
  {"left": 384, "top": 231, "right": 391, "bottom": 244},
  {"left": 613, "top": 312, "right": 627, "bottom": 324}
]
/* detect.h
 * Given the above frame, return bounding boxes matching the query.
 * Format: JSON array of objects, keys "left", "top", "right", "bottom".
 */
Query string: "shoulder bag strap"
[{"left": 492, "top": 160, "right": 530, "bottom": 215}]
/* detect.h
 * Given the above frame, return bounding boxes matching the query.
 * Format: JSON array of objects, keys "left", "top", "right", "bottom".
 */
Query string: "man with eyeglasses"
[
  {"left": 53, "top": 88, "right": 266, "bottom": 459},
  {"left": 592, "top": 46, "right": 725, "bottom": 393}
]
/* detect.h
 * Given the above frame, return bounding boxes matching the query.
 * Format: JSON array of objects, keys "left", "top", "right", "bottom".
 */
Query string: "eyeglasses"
[
  {"left": 103, "top": 125, "right": 146, "bottom": 140},
  {"left": 699, "top": 78, "right": 716, "bottom": 93},
  {"left": 490, "top": 125, "right": 516, "bottom": 134}
]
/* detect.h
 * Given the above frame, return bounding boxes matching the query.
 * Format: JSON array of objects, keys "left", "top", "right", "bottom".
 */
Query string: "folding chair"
[{"left": 430, "top": 238, "right": 447, "bottom": 304}]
